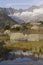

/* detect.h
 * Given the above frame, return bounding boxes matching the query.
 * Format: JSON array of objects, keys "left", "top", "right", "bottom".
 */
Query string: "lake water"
[
  {"left": 0, "top": 57, "right": 43, "bottom": 65},
  {"left": 0, "top": 50, "right": 43, "bottom": 65}
]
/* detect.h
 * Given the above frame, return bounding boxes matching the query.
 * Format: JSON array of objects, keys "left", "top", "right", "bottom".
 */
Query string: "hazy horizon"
[{"left": 0, "top": 0, "right": 43, "bottom": 9}]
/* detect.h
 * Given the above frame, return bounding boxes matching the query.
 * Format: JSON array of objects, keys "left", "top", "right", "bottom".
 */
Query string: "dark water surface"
[
  {"left": 0, "top": 50, "right": 43, "bottom": 65},
  {"left": 0, "top": 57, "right": 43, "bottom": 65}
]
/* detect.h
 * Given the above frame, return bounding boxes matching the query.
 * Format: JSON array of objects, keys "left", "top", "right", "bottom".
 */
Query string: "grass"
[
  {"left": 28, "top": 29, "right": 43, "bottom": 34},
  {"left": 0, "top": 26, "right": 43, "bottom": 54},
  {"left": 4, "top": 40, "right": 43, "bottom": 53},
  {"left": 0, "top": 35, "right": 10, "bottom": 41}
]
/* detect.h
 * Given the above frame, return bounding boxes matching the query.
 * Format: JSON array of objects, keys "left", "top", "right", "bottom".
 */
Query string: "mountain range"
[
  {"left": 0, "top": 8, "right": 18, "bottom": 28},
  {"left": 6, "top": 5, "right": 43, "bottom": 24},
  {"left": 0, "top": 4, "right": 43, "bottom": 25}
]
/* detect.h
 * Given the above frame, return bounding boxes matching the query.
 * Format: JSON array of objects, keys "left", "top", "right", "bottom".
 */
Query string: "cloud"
[
  {"left": 11, "top": 8, "right": 43, "bottom": 22},
  {"left": 32, "top": 8, "right": 43, "bottom": 16}
]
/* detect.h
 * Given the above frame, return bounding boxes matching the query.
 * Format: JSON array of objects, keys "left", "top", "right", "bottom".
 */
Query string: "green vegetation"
[
  {"left": 0, "top": 9, "right": 43, "bottom": 55},
  {"left": 4, "top": 41, "right": 43, "bottom": 54},
  {"left": 0, "top": 22, "right": 43, "bottom": 54},
  {"left": 0, "top": 41, "right": 6, "bottom": 58},
  {"left": 0, "top": 35, "right": 9, "bottom": 41}
]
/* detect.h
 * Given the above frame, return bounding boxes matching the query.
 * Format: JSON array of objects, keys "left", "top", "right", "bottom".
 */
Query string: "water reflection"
[
  {"left": 0, "top": 50, "right": 43, "bottom": 65},
  {"left": 0, "top": 57, "right": 43, "bottom": 65}
]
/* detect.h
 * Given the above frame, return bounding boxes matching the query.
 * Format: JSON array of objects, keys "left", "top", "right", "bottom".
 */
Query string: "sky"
[{"left": 0, "top": 0, "right": 43, "bottom": 9}]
